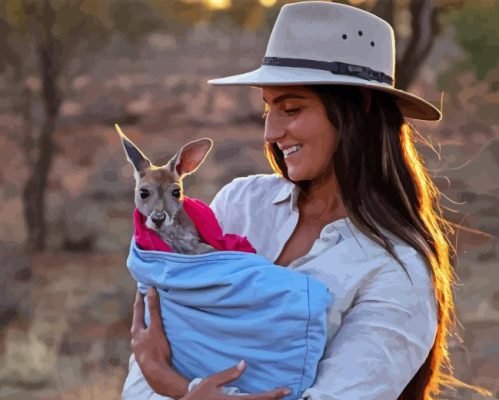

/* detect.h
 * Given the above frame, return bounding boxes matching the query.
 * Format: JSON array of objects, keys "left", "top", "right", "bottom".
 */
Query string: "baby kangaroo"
[{"left": 116, "top": 124, "right": 216, "bottom": 254}]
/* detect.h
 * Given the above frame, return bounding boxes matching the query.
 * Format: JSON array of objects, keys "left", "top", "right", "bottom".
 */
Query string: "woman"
[{"left": 123, "top": 2, "right": 490, "bottom": 400}]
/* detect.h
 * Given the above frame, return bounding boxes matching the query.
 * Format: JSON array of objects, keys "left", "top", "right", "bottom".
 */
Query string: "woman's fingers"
[
  {"left": 206, "top": 360, "right": 247, "bottom": 387},
  {"left": 131, "top": 290, "right": 146, "bottom": 336},
  {"left": 241, "top": 388, "right": 292, "bottom": 400},
  {"left": 185, "top": 361, "right": 291, "bottom": 400},
  {"left": 146, "top": 286, "right": 164, "bottom": 331},
  {"left": 213, "top": 361, "right": 291, "bottom": 399}
]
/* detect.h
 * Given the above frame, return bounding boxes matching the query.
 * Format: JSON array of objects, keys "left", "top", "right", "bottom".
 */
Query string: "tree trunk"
[
  {"left": 371, "top": 0, "right": 395, "bottom": 27},
  {"left": 395, "top": 0, "right": 439, "bottom": 90},
  {"left": 22, "top": 15, "right": 61, "bottom": 252},
  {"left": 23, "top": 114, "right": 57, "bottom": 252},
  {"left": 370, "top": 0, "right": 440, "bottom": 91}
]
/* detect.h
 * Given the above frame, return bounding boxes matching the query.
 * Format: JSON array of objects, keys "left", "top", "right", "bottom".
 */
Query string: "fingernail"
[
  {"left": 283, "top": 389, "right": 292, "bottom": 395},
  {"left": 236, "top": 359, "right": 245, "bottom": 370}
]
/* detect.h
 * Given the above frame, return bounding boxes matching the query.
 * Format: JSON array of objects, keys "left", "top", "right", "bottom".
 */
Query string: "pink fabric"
[{"left": 133, "top": 196, "right": 256, "bottom": 254}]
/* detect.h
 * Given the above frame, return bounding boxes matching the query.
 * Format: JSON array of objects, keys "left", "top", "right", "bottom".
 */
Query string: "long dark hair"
[{"left": 263, "top": 85, "right": 491, "bottom": 400}]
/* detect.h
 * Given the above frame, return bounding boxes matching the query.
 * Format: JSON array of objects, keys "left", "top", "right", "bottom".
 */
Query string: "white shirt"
[{"left": 122, "top": 173, "right": 438, "bottom": 400}]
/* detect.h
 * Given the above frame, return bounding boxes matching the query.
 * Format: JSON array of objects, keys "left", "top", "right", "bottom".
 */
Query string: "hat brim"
[{"left": 207, "top": 65, "right": 441, "bottom": 121}]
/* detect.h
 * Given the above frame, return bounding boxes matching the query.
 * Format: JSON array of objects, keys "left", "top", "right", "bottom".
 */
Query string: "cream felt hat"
[{"left": 207, "top": 1, "right": 441, "bottom": 121}]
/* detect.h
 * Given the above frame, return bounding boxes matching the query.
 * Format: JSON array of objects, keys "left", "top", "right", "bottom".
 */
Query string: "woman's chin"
[{"left": 286, "top": 168, "right": 306, "bottom": 182}]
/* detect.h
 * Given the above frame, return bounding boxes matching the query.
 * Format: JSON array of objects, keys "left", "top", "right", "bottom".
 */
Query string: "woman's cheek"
[{"left": 291, "top": 116, "right": 307, "bottom": 130}]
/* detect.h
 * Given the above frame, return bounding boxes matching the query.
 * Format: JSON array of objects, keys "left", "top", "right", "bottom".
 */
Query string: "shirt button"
[
  {"left": 322, "top": 237, "right": 330, "bottom": 242},
  {"left": 326, "top": 226, "right": 334, "bottom": 234}
]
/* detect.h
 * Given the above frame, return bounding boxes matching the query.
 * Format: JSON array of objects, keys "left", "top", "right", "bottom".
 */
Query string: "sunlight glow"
[
  {"left": 400, "top": 122, "right": 493, "bottom": 399},
  {"left": 205, "top": 0, "right": 231, "bottom": 10},
  {"left": 259, "top": 0, "right": 277, "bottom": 7}
]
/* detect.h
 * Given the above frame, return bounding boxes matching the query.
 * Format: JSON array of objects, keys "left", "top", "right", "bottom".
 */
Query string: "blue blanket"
[{"left": 127, "top": 238, "right": 333, "bottom": 399}]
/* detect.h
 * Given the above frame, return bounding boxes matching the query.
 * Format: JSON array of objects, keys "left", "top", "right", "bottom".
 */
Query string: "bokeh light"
[
  {"left": 259, "top": 0, "right": 277, "bottom": 7},
  {"left": 204, "top": 0, "right": 231, "bottom": 10}
]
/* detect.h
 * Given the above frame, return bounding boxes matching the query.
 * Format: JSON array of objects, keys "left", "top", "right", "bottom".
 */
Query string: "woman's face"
[{"left": 261, "top": 85, "right": 338, "bottom": 182}]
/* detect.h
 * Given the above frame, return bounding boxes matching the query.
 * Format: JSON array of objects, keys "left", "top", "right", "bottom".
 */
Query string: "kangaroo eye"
[
  {"left": 171, "top": 188, "right": 181, "bottom": 198},
  {"left": 139, "top": 188, "right": 150, "bottom": 199}
]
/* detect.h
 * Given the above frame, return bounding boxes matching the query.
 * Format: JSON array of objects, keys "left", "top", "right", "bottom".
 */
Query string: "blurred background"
[{"left": 0, "top": 0, "right": 497, "bottom": 398}]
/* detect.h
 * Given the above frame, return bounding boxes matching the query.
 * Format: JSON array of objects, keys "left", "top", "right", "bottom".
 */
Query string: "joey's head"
[{"left": 115, "top": 124, "right": 212, "bottom": 233}]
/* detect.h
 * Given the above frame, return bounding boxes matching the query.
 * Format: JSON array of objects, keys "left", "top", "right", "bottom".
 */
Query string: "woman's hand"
[
  {"left": 131, "top": 287, "right": 189, "bottom": 398},
  {"left": 181, "top": 360, "right": 292, "bottom": 400}
]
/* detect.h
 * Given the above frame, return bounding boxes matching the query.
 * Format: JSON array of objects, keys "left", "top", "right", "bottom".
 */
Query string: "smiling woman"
[
  {"left": 262, "top": 87, "right": 338, "bottom": 184},
  {"left": 122, "top": 2, "right": 491, "bottom": 400}
]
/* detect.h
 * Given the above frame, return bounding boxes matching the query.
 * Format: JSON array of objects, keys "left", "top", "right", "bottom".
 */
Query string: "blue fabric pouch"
[{"left": 127, "top": 238, "right": 333, "bottom": 399}]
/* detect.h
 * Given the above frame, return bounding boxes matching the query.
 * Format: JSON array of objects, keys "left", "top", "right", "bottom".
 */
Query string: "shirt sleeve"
[
  {"left": 300, "top": 256, "right": 438, "bottom": 400},
  {"left": 208, "top": 179, "right": 232, "bottom": 232}
]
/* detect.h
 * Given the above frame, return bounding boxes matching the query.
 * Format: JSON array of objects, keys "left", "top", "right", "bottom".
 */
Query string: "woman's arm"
[
  {"left": 130, "top": 288, "right": 291, "bottom": 400},
  {"left": 130, "top": 288, "right": 189, "bottom": 399},
  {"left": 300, "top": 257, "right": 438, "bottom": 400}
]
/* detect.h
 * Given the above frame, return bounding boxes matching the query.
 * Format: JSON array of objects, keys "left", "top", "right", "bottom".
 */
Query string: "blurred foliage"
[
  {"left": 209, "top": 0, "right": 281, "bottom": 32},
  {"left": 111, "top": 0, "right": 171, "bottom": 42},
  {"left": 0, "top": 0, "right": 174, "bottom": 73},
  {"left": 0, "top": 0, "right": 180, "bottom": 252},
  {"left": 443, "top": 0, "right": 499, "bottom": 81}
]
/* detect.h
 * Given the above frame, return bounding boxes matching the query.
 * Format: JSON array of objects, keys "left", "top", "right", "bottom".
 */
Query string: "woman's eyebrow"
[{"left": 262, "top": 94, "right": 306, "bottom": 104}]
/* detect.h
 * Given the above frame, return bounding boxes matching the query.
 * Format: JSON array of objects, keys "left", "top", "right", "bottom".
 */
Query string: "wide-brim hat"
[{"left": 207, "top": 1, "right": 441, "bottom": 121}]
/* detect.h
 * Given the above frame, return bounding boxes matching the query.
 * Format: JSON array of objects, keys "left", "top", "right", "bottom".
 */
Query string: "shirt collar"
[{"left": 272, "top": 179, "right": 300, "bottom": 212}]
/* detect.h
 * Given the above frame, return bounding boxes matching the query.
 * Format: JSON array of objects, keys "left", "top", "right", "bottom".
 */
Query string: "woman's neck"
[{"left": 297, "top": 174, "right": 348, "bottom": 222}]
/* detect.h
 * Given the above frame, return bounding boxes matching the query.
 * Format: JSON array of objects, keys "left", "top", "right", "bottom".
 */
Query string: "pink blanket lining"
[{"left": 133, "top": 196, "right": 256, "bottom": 254}]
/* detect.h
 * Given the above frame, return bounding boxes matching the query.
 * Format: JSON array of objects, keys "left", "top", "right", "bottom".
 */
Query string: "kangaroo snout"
[{"left": 151, "top": 211, "right": 167, "bottom": 227}]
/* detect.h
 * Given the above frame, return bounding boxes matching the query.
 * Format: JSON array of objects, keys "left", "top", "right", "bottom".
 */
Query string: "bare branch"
[{"left": 395, "top": 0, "right": 440, "bottom": 90}]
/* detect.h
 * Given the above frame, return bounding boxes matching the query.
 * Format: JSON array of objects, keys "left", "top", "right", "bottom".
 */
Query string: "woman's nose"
[{"left": 263, "top": 111, "right": 286, "bottom": 143}]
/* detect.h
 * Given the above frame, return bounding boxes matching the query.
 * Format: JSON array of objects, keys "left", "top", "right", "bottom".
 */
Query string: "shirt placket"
[
  {"left": 288, "top": 224, "right": 341, "bottom": 268},
  {"left": 273, "top": 207, "right": 299, "bottom": 263}
]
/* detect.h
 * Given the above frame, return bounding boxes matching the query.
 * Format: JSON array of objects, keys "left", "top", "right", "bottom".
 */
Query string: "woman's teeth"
[{"left": 283, "top": 145, "right": 302, "bottom": 158}]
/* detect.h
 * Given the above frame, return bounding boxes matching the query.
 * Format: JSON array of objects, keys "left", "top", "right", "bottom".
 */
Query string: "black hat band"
[{"left": 262, "top": 57, "right": 393, "bottom": 85}]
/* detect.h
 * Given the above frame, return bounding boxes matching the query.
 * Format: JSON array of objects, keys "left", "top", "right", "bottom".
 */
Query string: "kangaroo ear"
[
  {"left": 115, "top": 124, "right": 151, "bottom": 176},
  {"left": 165, "top": 138, "right": 213, "bottom": 179}
]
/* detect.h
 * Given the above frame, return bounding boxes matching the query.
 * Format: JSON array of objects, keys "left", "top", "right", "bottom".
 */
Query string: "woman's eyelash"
[{"left": 261, "top": 108, "right": 300, "bottom": 119}]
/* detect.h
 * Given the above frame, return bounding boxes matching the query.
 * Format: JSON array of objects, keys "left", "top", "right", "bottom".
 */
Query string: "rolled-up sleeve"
[{"left": 300, "top": 257, "right": 438, "bottom": 400}]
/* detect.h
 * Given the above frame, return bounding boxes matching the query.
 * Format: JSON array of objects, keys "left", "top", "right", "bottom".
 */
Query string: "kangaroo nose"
[{"left": 151, "top": 212, "right": 166, "bottom": 226}]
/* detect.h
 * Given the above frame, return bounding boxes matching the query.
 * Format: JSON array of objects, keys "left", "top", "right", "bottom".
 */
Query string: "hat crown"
[
  {"left": 207, "top": 1, "right": 441, "bottom": 121},
  {"left": 266, "top": 1, "right": 395, "bottom": 81}
]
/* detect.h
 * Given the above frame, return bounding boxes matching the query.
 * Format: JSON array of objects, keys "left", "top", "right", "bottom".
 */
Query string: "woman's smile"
[{"left": 282, "top": 144, "right": 303, "bottom": 158}]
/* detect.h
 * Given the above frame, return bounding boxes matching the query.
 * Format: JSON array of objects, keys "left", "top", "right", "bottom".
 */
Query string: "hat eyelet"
[
  {"left": 358, "top": 30, "right": 363, "bottom": 36},
  {"left": 371, "top": 41, "right": 375, "bottom": 47},
  {"left": 342, "top": 34, "right": 347, "bottom": 40}
]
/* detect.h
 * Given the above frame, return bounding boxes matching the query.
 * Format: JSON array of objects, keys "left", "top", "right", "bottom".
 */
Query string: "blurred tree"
[
  {"left": 368, "top": 0, "right": 464, "bottom": 90},
  {"left": 0, "top": 0, "right": 168, "bottom": 252},
  {"left": 444, "top": 0, "right": 499, "bottom": 80}
]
